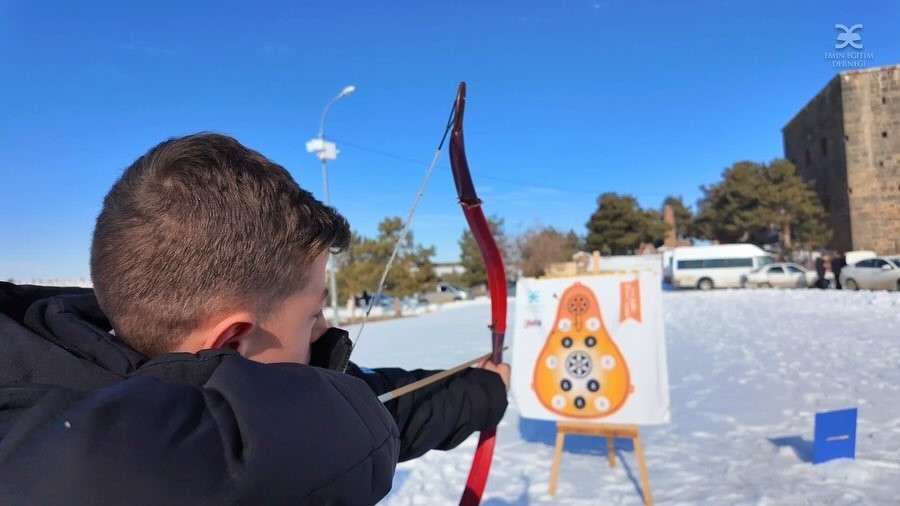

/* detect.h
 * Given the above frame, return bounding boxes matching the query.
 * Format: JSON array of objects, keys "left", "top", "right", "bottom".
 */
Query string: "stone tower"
[
  {"left": 782, "top": 64, "right": 900, "bottom": 254},
  {"left": 662, "top": 204, "right": 677, "bottom": 248}
]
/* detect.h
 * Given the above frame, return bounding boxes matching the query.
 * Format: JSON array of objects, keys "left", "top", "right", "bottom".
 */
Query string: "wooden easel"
[
  {"left": 542, "top": 254, "right": 654, "bottom": 504},
  {"left": 548, "top": 422, "right": 653, "bottom": 505}
]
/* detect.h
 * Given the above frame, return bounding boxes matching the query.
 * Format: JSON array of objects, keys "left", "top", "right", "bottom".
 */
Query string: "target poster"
[{"left": 511, "top": 271, "right": 670, "bottom": 424}]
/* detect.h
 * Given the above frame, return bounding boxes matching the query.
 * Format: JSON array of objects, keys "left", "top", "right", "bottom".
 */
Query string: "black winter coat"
[{"left": 0, "top": 283, "right": 507, "bottom": 505}]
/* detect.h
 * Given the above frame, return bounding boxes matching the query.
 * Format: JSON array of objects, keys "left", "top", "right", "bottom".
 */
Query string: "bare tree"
[{"left": 516, "top": 225, "right": 580, "bottom": 277}]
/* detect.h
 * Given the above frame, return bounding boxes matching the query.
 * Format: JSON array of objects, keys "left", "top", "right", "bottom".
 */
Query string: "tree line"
[
  {"left": 584, "top": 158, "right": 828, "bottom": 253},
  {"left": 336, "top": 158, "right": 829, "bottom": 300},
  {"left": 335, "top": 215, "right": 581, "bottom": 301}
]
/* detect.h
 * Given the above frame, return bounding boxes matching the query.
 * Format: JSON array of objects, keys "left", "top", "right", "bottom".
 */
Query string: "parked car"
[
  {"left": 740, "top": 262, "right": 822, "bottom": 288},
  {"left": 418, "top": 282, "right": 469, "bottom": 304},
  {"left": 840, "top": 256, "right": 900, "bottom": 291}
]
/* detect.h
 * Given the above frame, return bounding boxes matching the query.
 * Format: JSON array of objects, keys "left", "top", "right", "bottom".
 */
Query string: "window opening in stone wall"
[
  {"left": 821, "top": 138, "right": 828, "bottom": 157},
  {"left": 882, "top": 131, "right": 888, "bottom": 138}
]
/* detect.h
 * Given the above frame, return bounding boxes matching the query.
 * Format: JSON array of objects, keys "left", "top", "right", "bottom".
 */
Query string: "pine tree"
[
  {"left": 693, "top": 159, "right": 829, "bottom": 247},
  {"left": 335, "top": 218, "right": 436, "bottom": 304},
  {"left": 693, "top": 161, "right": 768, "bottom": 242},
  {"left": 458, "top": 216, "right": 510, "bottom": 288},
  {"left": 585, "top": 193, "right": 667, "bottom": 254},
  {"left": 759, "top": 159, "right": 830, "bottom": 247}
]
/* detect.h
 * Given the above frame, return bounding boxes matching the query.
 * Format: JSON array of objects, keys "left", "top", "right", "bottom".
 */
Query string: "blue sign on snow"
[{"left": 813, "top": 408, "right": 857, "bottom": 464}]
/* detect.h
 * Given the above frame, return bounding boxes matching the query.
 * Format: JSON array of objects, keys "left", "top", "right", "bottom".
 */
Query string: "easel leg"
[
  {"left": 548, "top": 429, "right": 566, "bottom": 496},
  {"left": 606, "top": 436, "right": 616, "bottom": 467},
  {"left": 633, "top": 433, "right": 653, "bottom": 506}
]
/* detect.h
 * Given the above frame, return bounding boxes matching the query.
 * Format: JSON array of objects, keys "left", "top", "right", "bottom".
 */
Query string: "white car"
[
  {"left": 740, "top": 262, "right": 821, "bottom": 289},
  {"left": 418, "top": 282, "right": 469, "bottom": 304},
  {"left": 839, "top": 256, "right": 900, "bottom": 291}
]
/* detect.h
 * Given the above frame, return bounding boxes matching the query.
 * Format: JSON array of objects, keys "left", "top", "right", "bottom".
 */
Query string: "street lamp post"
[{"left": 306, "top": 85, "right": 355, "bottom": 326}]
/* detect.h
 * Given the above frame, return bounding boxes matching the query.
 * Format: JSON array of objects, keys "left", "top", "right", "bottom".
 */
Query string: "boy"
[{"left": 0, "top": 133, "right": 509, "bottom": 505}]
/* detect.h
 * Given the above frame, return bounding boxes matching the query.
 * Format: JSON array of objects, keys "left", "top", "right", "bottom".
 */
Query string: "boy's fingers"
[{"left": 477, "top": 360, "right": 511, "bottom": 392}]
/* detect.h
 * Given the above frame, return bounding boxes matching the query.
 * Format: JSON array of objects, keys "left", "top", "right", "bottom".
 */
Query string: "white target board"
[{"left": 511, "top": 271, "right": 670, "bottom": 424}]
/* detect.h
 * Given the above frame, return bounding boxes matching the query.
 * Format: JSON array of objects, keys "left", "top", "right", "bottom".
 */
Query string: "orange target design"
[{"left": 532, "top": 282, "right": 631, "bottom": 418}]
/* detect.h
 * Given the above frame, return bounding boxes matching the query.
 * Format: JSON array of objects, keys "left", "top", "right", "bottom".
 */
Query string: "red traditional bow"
[
  {"left": 449, "top": 81, "right": 508, "bottom": 506},
  {"left": 349, "top": 81, "right": 507, "bottom": 505}
]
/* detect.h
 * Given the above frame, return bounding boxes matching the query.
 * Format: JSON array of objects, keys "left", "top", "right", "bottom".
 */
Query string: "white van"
[{"left": 670, "top": 244, "right": 774, "bottom": 290}]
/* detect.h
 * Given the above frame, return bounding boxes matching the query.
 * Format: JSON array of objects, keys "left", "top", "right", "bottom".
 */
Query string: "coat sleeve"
[
  {"left": 346, "top": 363, "right": 508, "bottom": 462},
  {"left": 0, "top": 358, "right": 400, "bottom": 506}
]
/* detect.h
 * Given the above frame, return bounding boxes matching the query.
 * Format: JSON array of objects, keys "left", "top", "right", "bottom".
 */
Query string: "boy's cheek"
[{"left": 311, "top": 316, "right": 329, "bottom": 344}]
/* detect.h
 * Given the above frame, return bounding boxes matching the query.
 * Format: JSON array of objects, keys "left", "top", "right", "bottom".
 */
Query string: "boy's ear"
[{"left": 204, "top": 314, "right": 255, "bottom": 352}]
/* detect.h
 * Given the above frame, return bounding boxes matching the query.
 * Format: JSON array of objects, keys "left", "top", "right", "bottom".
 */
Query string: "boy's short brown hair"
[{"left": 91, "top": 133, "right": 350, "bottom": 356}]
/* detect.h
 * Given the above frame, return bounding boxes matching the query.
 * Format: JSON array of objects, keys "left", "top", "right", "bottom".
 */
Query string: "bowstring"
[{"left": 347, "top": 101, "right": 457, "bottom": 362}]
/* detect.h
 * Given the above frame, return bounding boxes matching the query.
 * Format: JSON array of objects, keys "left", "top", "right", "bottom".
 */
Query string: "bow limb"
[{"left": 449, "top": 81, "right": 507, "bottom": 506}]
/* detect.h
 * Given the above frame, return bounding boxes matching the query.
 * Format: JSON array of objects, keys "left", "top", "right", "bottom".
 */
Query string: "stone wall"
[
  {"left": 782, "top": 65, "right": 900, "bottom": 254},
  {"left": 841, "top": 66, "right": 900, "bottom": 254},
  {"left": 782, "top": 75, "right": 852, "bottom": 251}
]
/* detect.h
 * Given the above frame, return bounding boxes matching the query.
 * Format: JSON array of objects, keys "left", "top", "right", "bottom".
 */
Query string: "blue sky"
[{"left": 1, "top": 1, "right": 898, "bottom": 279}]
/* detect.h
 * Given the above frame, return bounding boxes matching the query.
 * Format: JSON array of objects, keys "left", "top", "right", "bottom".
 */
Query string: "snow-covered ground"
[
  {"left": 5, "top": 278, "right": 93, "bottom": 288},
  {"left": 350, "top": 289, "right": 900, "bottom": 505}
]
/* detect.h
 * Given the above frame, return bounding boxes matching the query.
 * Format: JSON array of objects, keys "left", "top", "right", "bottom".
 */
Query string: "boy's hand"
[{"left": 477, "top": 359, "right": 511, "bottom": 392}]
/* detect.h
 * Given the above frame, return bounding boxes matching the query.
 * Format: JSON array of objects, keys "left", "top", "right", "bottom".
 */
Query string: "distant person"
[
  {"left": 802, "top": 254, "right": 814, "bottom": 270},
  {"left": 815, "top": 254, "right": 828, "bottom": 289},
  {"left": 831, "top": 252, "right": 846, "bottom": 289},
  {"left": 0, "top": 133, "right": 509, "bottom": 505}
]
